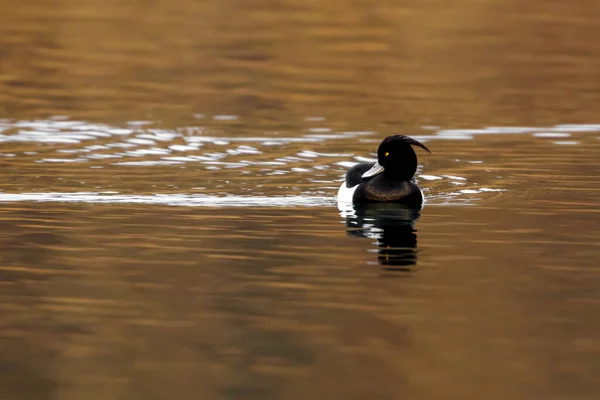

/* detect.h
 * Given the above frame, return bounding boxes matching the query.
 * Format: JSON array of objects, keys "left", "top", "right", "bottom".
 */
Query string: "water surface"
[{"left": 1, "top": 1, "right": 600, "bottom": 399}]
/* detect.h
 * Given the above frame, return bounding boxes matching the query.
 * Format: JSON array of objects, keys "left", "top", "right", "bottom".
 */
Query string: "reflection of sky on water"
[{"left": 1, "top": 119, "right": 599, "bottom": 167}]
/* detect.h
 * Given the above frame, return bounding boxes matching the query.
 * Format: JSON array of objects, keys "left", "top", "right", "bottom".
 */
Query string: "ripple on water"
[
  {"left": 1, "top": 117, "right": 598, "bottom": 206},
  {"left": 0, "top": 192, "right": 336, "bottom": 207}
]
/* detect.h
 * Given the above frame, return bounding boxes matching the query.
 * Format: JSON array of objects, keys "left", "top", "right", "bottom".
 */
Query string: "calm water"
[{"left": 1, "top": 1, "right": 600, "bottom": 399}]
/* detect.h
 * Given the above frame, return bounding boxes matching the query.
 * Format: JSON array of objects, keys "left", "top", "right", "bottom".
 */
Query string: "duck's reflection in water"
[{"left": 339, "top": 203, "right": 420, "bottom": 270}]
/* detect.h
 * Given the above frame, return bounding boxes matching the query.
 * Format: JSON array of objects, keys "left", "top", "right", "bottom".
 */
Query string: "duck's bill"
[{"left": 361, "top": 161, "right": 384, "bottom": 179}]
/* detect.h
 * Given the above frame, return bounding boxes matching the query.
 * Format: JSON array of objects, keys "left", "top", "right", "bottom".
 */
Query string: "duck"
[{"left": 337, "top": 135, "right": 431, "bottom": 207}]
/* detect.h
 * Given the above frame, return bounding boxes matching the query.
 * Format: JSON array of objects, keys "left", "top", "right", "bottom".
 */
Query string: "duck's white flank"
[{"left": 337, "top": 182, "right": 358, "bottom": 204}]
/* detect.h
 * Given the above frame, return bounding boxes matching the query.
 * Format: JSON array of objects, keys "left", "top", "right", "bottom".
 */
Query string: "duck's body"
[{"left": 337, "top": 135, "right": 430, "bottom": 207}]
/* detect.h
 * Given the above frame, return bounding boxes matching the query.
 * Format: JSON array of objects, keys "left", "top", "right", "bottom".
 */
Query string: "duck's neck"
[{"left": 383, "top": 169, "right": 415, "bottom": 182}]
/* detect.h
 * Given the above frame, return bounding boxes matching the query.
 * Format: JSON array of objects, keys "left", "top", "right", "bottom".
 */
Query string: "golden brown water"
[{"left": 1, "top": 1, "right": 600, "bottom": 399}]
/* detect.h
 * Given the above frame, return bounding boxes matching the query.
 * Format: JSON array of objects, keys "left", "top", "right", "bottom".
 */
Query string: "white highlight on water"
[{"left": 0, "top": 192, "right": 336, "bottom": 207}]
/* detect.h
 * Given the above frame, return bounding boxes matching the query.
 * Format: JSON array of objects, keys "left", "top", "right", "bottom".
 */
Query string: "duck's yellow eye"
[{"left": 385, "top": 152, "right": 389, "bottom": 156}]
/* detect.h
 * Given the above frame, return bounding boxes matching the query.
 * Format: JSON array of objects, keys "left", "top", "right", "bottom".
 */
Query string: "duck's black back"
[
  {"left": 353, "top": 174, "right": 423, "bottom": 206},
  {"left": 344, "top": 162, "right": 374, "bottom": 188}
]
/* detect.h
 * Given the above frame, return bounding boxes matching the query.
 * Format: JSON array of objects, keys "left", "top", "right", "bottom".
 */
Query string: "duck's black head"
[{"left": 362, "top": 135, "right": 431, "bottom": 181}]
